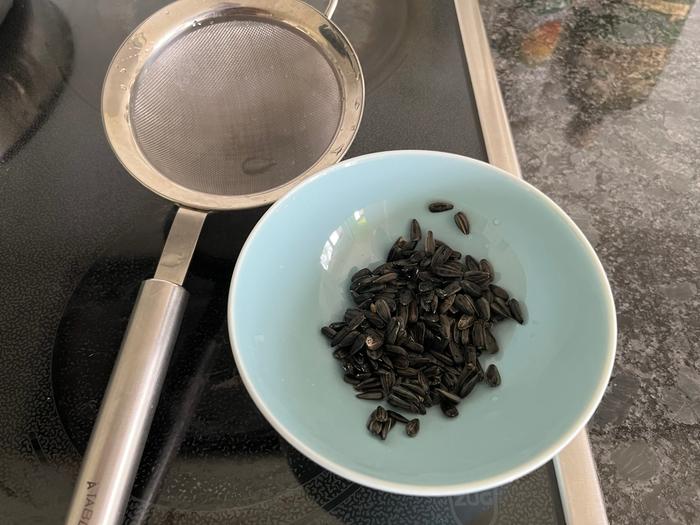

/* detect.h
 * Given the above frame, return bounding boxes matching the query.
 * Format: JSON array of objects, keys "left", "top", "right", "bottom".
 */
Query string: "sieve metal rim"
[{"left": 102, "top": 0, "right": 364, "bottom": 211}]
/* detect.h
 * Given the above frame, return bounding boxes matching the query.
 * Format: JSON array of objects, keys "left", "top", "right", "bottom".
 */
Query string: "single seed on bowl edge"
[
  {"left": 486, "top": 364, "right": 501, "bottom": 387},
  {"left": 454, "top": 211, "right": 470, "bottom": 235},
  {"left": 428, "top": 201, "right": 454, "bottom": 213}
]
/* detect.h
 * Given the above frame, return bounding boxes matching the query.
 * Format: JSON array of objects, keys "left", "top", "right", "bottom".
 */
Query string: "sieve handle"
[
  {"left": 324, "top": 0, "right": 338, "bottom": 18},
  {"left": 64, "top": 279, "right": 188, "bottom": 525}
]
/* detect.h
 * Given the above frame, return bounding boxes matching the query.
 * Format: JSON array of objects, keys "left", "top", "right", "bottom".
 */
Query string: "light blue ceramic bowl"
[{"left": 228, "top": 150, "right": 616, "bottom": 495}]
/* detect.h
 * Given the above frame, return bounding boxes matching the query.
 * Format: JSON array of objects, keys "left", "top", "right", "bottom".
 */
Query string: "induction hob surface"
[{"left": 0, "top": 1, "right": 565, "bottom": 523}]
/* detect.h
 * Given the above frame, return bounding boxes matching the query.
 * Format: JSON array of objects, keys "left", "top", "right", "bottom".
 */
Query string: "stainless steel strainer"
[{"left": 66, "top": 0, "right": 362, "bottom": 523}]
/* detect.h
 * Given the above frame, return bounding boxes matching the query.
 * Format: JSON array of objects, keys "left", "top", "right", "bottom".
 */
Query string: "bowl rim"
[{"left": 228, "top": 149, "right": 617, "bottom": 496}]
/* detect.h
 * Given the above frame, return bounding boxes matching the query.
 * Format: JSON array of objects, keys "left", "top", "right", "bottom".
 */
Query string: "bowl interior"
[{"left": 229, "top": 151, "right": 615, "bottom": 494}]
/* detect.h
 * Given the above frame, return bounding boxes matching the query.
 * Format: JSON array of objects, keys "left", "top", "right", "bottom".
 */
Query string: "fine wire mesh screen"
[{"left": 130, "top": 18, "right": 343, "bottom": 196}]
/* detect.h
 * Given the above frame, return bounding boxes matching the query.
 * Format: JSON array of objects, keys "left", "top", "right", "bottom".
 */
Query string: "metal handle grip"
[{"left": 65, "top": 278, "right": 188, "bottom": 525}]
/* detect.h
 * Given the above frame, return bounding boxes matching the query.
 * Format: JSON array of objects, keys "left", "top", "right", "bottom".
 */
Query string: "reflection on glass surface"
[
  {"left": 489, "top": 0, "right": 695, "bottom": 144},
  {"left": 0, "top": 0, "right": 73, "bottom": 158}
]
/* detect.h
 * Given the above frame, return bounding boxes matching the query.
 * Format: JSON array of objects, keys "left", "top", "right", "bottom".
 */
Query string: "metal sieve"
[{"left": 66, "top": 0, "right": 362, "bottom": 523}]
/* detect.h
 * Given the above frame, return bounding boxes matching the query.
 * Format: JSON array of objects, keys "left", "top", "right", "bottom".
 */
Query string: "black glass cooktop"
[{"left": 0, "top": 0, "right": 566, "bottom": 523}]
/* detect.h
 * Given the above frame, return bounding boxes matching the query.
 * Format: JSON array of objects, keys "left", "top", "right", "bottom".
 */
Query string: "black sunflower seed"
[
  {"left": 349, "top": 333, "right": 366, "bottom": 355},
  {"left": 393, "top": 355, "right": 410, "bottom": 369},
  {"left": 491, "top": 298, "right": 511, "bottom": 319},
  {"left": 392, "top": 385, "right": 422, "bottom": 404},
  {"left": 464, "top": 255, "right": 480, "bottom": 271},
  {"left": 388, "top": 394, "right": 413, "bottom": 411},
  {"left": 404, "top": 339, "right": 424, "bottom": 354},
  {"left": 490, "top": 284, "right": 509, "bottom": 300},
  {"left": 380, "top": 419, "right": 393, "bottom": 440},
  {"left": 454, "top": 212, "right": 469, "bottom": 235},
  {"left": 356, "top": 377, "right": 381, "bottom": 390},
  {"left": 374, "top": 262, "right": 395, "bottom": 274},
  {"left": 417, "top": 370, "right": 429, "bottom": 391},
  {"left": 440, "top": 401, "right": 459, "bottom": 417},
  {"left": 466, "top": 345, "right": 477, "bottom": 367},
  {"left": 457, "top": 314, "right": 475, "bottom": 331},
  {"left": 344, "top": 375, "right": 361, "bottom": 385},
  {"left": 425, "top": 230, "right": 435, "bottom": 255},
  {"left": 472, "top": 321, "right": 486, "bottom": 349},
  {"left": 421, "top": 313, "right": 440, "bottom": 323},
  {"left": 431, "top": 245, "right": 451, "bottom": 268},
  {"left": 365, "top": 330, "right": 384, "bottom": 351},
  {"left": 369, "top": 419, "right": 384, "bottom": 435},
  {"left": 385, "top": 344, "right": 408, "bottom": 357},
  {"left": 374, "top": 272, "right": 399, "bottom": 285},
  {"left": 388, "top": 410, "right": 409, "bottom": 424},
  {"left": 357, "top": 391, "right": 384, "bottom": 400},
  {"left": 476, "top": 297, "right": 491, "bottom": 320},
  {"left": 430, "top": 294, "right": 439, "bottom": 314},
  {"left": 428, "top": 201, "right": 454, "bottom": 213},
  {"left": 439, "top": 315, "right": 453, "bottom": 338},
  {"left": 396, "top": 367, "right": 420, "bottom": 378},
  {"left": 399, "top": 288, "right": 413, "bottom": 306},
  {"left": 401, "top": 382, "right": 426, "bottom": 396},
  {"left": 443, "top": 281, "right": 462, "bottom": 296},
  {"left": 410, "top": 219, "right": 422, "bottom": 242},
  {"left": 375, "top": 298, "right": 391, "bottom": 322},
  {"left": 458, "top": 372, "right": 482, "bottom": 398},
  {"left": 452, "top": 322, "right": 460, "bottom": 344},
  {"left": 449, "top": 340, "right": 464, "bottom": 365},
  {"left": 374, "top": 405, "right": 388, "bottom": 422},
  {"left": 385, "top": 317, "right": 400, "bottom": 345},
  {"left": 460, "top": 279, "right": 483, "bottom": 298},
  {"left": 486, "top": 364, "right": 501, "bottom": 387},
  {"left": 347, "top": 312, "right": 366, "bottom": 330},
  {"left": 330, "top": 326, "right": 351, "bottom": 346},
  {"left": 418, "top": 281, "right": 435, "bottom": 293},
  {"left": 463, "top": 271, "right": 489, "bottom": 282},
  {"left": 484, "top": 327, "right": 499, "bottom": 354},
  {"left": 438, "top": 294, "right": 456, "bottom": 314},
  {"left": 413, "top": 322, "right": 426, "bottom": 344},
  {"left": 338, "top": 330, "right": 360, "bottom": 347},
  {"left": 435, "top": 388, "right": 461, "bottom": 404},
  {"left": 408, "top": 301, "right": 419, "bottom": 323},
  {"left": 380, "top": 371, "right": 396, "bottom": 393},
  {"left": 351, "top": 289, "right": 372, "bottom": 301},
  {"left": 352, "top": 268, "right": 372, "bottom": 282},
  {"left": 454, "top": 294, "right": 477, "bottom": 316},
  {"left": 434, "top": 265, "right": 464, "bottom": 278},
  {"left": 479, "top": 259, "right": 493, "bottom": 276},
  {"left": 460, "top": 327, "right": 470, "bottom": 346},
  {"left": 365, "top": 312, "right": 386, "bottom": 329},
  {"left": 406, "top": 418, "right": 420, "bottom": 437},
  {"left": 367, "top": 410, "right": 378, "bottom": 430},
  {"left": 508, "top": 298, "right": 525, "bottom": 324},
  {"left": 365, "top": 346, "right": 381, "bottom": 360},
  {"left": 321, "top": 326, "right": 337, "bottom": 339}
]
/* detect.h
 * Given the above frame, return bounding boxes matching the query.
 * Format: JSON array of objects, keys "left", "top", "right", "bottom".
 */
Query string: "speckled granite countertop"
[{"left": 480, "top": 1, "right": 699, "bottom": 523}]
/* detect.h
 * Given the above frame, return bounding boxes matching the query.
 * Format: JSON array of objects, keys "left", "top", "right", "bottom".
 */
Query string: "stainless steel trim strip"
[
  {"left": 554, "top": 431, "right": 609, "bottom": 525},
  {"left": 454, "top": 0, "right": 521, "bottom": 178},
  {"left": 453, "top": 1, "right": 608, "bottom": 524}
]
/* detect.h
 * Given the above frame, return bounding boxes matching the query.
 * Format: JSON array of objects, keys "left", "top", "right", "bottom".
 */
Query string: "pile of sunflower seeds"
[{"left": 321, "top": 203, "right": 525, "bottom": 440}]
